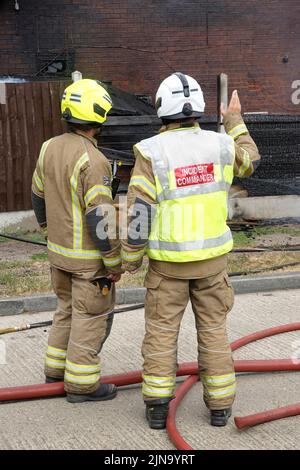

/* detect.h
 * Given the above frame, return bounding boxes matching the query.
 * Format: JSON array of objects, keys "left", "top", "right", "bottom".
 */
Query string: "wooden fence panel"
[
  {"left": 0, "top": 80, "right": 68, "bottom": 212},
  {"left": 0, "top": 102, "right": 8, "bottom": 212}
]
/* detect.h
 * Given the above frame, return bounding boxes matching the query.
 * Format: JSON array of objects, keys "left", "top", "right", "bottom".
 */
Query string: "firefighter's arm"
[
  {"left": 121, "top": 146, "right": 157, "bottom": 272},
  {"left": 83, "top": 157, "right": 122, "bottom": 275},
  {"left": 31, "top": 148, "right": 47, "bottom": 239},
  {"left": 222, "top": 90, "right": 261, "bottom": 178}
]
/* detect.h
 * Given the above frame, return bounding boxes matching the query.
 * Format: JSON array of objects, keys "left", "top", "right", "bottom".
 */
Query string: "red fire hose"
[
  {"left": 1, "top": 323, "right": 300, "bottom": 449},
  {"left": 166, "top": 322, "right": 300, "bottom": 450},
  {"left": 167, "top": 375, "right": 198, "bottom": 451},
  {"left": 235, "top": 403, "right": 300, "bottom": 429}
]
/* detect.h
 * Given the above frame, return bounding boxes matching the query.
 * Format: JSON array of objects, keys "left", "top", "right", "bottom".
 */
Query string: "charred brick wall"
[{"left": 0, "top": 0, "right": 299, "bottom": 114}]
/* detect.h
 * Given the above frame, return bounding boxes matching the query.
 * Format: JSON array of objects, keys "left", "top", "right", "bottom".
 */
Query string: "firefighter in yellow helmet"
[
  {"left": 32, "top": 79, "right": 122, "bottom": 402},
  {"left": 122, "top": 73, "right": 260, "bottom": 428}
]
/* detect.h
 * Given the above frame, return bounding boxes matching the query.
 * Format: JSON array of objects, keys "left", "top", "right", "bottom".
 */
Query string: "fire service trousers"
[
  {"left": 142, "top": 267, "right": 235, "bottom": 410},
  {"left": 45, "top": 266, "right": 115, "bottom": 394}
]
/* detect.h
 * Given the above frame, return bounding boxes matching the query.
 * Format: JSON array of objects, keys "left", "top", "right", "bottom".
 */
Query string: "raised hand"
[{"left": 220, "top": 90, "right": 242, "bottom": 116}]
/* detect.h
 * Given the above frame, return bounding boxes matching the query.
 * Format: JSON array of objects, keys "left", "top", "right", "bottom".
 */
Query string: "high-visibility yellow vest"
[{"left": 135, "top": 126, "right": 235, "bottom": 263}]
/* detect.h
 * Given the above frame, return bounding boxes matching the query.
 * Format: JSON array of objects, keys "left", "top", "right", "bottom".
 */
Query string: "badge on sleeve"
[{"left": 103, "top": 176, "right": 111, "bottom": 186}]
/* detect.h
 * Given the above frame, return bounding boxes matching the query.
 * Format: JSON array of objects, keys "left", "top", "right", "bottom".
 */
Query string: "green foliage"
[{"left": 30, "top": 252, "right": 48, "bottom": 261}]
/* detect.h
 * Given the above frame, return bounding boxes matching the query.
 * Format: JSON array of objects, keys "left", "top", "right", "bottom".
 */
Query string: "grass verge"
[{"left": 0, "top": 225, "right": 300, "bottom": 296}]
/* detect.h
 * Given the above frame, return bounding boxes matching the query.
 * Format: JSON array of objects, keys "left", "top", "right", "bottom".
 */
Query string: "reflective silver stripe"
[
  {"left": 228, "top": 124, "right": 248, "bottom": 140},
  {"left": 70, "top": 153, "right": 89, "bottom": 250},
  {"left": 148, "top": 230, "right": 232, "bottom": 252},
  {"left": 102, "top": 256, "right": 122, "bottom": 267},
  {"left": 142, "top": 386, "right": 175, "bottom": 397},
  {"left": 143, "top": 377, "right": 176, "bottom": 386},
  {"left": 66, "top": 362, "right": 100, "bottom": 374},
  {"left": 47, "top": 346, "right": 67, "bottom": 358},
  {"left": 122, "top": 249, "right": 145, "bottom": 261},
  {"left": 45, "top": 358, "right": 66, "bottom": 369},
  {"left": 70, "top": 93, "right": 81, "bottom": 102},
  {"left": 33, "top": 170, "right": 44, "bottom": 192},
  {"left": 205, "top": 383, "right": 236, "bottom": 398},
  {"left": 48, "top": 240, "right": 102, "bottom": 259},
  {"left": 103, "top": 94, "right": 112, "bottom": 104},
  {"left": 84, "top": 185, "right": 112, "bottom": 206},
  {"left": 151, "top": 146, "right": 170, "bottom": 192},
  {"left": 203, "top": 374, "right": 235, "bottom": 385},
  {"left": 143, "top": 387, "right": 174, "bottom": 395},
  {"left": 157, "top": 181, "right": 230, "bottom": 202},
  {"left": 129, "top": 177, "right": 156, "bottom": 200},
  {"left": 64, "top": 372, "right": 100, "bottom": 385},
  {"left": 39, "top": 139, "right": 53, "bottom": 181},
  {"left": 238, "top": 149, "right": 251, "bottom": 177},
  {"left": 73, "top": 194, "right": 82, "bottom": 249}
]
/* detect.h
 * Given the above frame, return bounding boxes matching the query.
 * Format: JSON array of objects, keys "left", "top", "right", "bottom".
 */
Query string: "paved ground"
[
  {"left": 0, "top": 210, "right": 37, "bottom": 232},
  {"left": 0, "top": 289, "right": 300, "bottom": 450}
]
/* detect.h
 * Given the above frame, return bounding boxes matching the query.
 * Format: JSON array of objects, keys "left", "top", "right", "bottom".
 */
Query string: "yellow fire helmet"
[{"left": 61, "top": 79, "right": 113, "bottom": 125}]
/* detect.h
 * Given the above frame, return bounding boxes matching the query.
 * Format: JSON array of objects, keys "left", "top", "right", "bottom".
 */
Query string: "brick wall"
[{"left": 0, "top": 0, "right": 299, "bottom": 114}]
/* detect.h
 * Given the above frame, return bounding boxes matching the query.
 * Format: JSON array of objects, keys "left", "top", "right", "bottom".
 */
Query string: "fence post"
[
  {"left": 217, "top": 73, "right": 228, "bottom": 134},
  {"left": 72, "top": 71, "right": 82, "bottom": 82}
]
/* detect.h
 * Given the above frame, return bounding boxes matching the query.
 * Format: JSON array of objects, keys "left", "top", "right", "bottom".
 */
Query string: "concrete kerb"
[{"left": 0, "top": 272, "right": 300, "bottom": 317}]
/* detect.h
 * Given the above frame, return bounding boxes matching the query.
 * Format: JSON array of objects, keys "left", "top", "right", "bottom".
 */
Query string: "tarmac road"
[{"left": 0, "top": 289, "right": 300, "bottom": 450}]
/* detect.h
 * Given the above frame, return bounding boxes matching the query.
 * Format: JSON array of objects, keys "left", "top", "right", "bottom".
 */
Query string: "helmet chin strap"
[{"left": 174, "top": 72, "right": 190, "bottom": 97}]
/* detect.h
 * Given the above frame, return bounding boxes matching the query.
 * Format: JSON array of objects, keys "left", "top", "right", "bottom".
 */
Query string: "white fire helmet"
[{"left": 155, "top": 72, "right": 205, "bottom": 120}]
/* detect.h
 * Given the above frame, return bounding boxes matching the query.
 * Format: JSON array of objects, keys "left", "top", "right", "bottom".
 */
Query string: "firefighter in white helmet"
[
  {"left": 122, "top": 73, "right": 260, "bottom": 428},
  {"left": 32, "top": 79, "right": 122, "bottom": 403}
]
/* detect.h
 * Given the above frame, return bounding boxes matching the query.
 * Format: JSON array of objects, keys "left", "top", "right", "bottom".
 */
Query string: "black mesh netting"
[{"left": 204, "top": 115, "right": 300, "bottom": 196}]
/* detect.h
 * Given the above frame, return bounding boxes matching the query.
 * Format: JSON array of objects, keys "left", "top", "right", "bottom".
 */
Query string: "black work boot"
[
  {"left": 210, "top": 408, "right": 232, "bottom": 427},
  {"left": 145, "top": 399, "right": 171, "bottom": 429},
  {"left": 66, "top": 383, "right": 117, "bottom": 403},
  {"left": 45, "top": 376, "right": 63, "bottom": 384}
]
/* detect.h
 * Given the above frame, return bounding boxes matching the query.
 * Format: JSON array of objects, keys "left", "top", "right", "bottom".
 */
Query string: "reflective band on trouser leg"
[
  {"left": 142, "top": 273, "right": 189, "bottom": 400},
  {"left": 45, "top": 346, "right": 67, "bottom": 378},
  {"left": 46, "top": 345, "right": 67, "bottom": 359},
  {"left": 122, "top": 248, "right": 145, "bottom": 262},
  {"left": 202, "top": 373, "right": 236, "bottom": 407},
  {"left": 142, "top": 375, "right": 176, "bottom": 399},
  {"left": 65, "top": 359, "right": 101, "bottom": 386},
  {"left": 45, "top": 268, "right": 72, "bottom": 379},
  {"left": 64, "top": 273, "right": 115, "bottom": 394},
  {"left": 102, "top": 255, "right": 122, "bottom": 268},
  {"left": 45, "top": 358, "right": 66, "bottom": 369}
]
